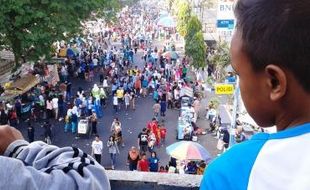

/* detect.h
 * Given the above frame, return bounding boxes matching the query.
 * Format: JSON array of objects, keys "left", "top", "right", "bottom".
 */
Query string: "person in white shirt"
[
  {"left": 46, "top": 99, "right": 53, "bottom": 119},
  {"left": 51, "top": 96, "right": 59, "bottom": 119},
  {"left": 113, "top": 94, "right": 118, "bottom": 114},
  {"left": 124, "top": 92, "right": 130, "bottom": 110},
  {"left": 91, "top": 135, "right": 103, "bottom": 164},
  {"left": 92, "top": 57, "right": 98, "bottom": 67},
  {"left": 103, "top": 77, "right": 109, "bottom": 89}
]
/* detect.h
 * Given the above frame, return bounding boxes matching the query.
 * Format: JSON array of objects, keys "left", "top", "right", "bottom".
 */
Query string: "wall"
[{"left": 106, "top": 170, "right": 202, "bottom": 190}]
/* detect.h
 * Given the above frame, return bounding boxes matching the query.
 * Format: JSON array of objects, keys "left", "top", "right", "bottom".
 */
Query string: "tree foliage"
[
  {"left": 184, "top": 16, "right": 202, "bottom": 42},
  {"left": 184, "top": 15, "right": 206, "bottom": 69},
  {"left": 185, "top": 31, "right": 206, "bottom": 69},
  {"left": 208, "top": 42, "right": 231, "bottom": 68},
  {"left": 101, "top": 0, "right": 121, "bottom": 24},
  {"left": 208, "top": 42, "right": 231, "bottom": 81},
  {"left": 175, "top": 0, "right": 191, "bottom": 37},
  {"left": 0, "top": 0, "right": 119, "bottom": 66}
]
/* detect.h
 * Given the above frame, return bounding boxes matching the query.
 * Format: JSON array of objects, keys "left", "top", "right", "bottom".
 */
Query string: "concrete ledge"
[{"left": 106, "top": 170, "right": 202, "bottom": 190}]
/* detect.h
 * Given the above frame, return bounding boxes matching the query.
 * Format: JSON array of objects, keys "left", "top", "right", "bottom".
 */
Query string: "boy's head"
[
  {"left": 232, "top": 0, "right": 310, "bottom": 129},
  {"left": 234, "top": 0, "right": 310, "bottom": 92}
]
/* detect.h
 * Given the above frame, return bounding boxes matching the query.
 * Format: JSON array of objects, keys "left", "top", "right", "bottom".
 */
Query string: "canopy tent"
[
  {"left": 10, "top": 74, "right": 39, "bottom": 93},
  {"left": 0, "top": 74, "right": 39, "bottom": 101},
  {"left": 157, "top": 16, "right": 176, "bottom": 28},
  {"left": 159, "top": 10, "right": 169, "bottom": 18}
]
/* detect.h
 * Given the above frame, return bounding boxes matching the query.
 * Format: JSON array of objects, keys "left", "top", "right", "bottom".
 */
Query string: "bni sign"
[{"left": 217, "top": 0, "right": 236, "bottom": 41}]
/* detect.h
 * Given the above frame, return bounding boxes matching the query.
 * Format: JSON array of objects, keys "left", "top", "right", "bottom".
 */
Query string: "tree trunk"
[
  {"left": 12, "top": 51, "right": 20, "bottom": 71},
  {"left": 10, "top": 38, "right": 22, "bottom": 71}
]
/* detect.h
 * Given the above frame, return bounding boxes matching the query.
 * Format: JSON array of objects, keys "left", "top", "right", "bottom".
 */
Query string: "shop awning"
[{"left": 11, "top": 74, "right": 39, "bottom": 92}]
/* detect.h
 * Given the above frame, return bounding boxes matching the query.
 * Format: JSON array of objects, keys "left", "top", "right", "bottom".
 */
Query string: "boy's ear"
[{"left": 265, "top": 65, "right": 287, "bottom": 101}]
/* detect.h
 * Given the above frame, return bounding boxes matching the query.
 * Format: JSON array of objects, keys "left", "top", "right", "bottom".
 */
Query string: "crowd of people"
[
  {"left": 1, "top": 0, "right": 309, "bottom": 189},
  {"left": 126, "top": 146, "right": 207, "bottom": 174},
  {"left": 0, "top": 2, "right": 207, "bottom": 173}
]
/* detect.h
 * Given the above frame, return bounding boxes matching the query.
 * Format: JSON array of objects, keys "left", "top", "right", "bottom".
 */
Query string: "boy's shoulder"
[
  {"left": 200, "top": 133, "right": 269, "bottom": 190},
  {"left": 201, "top": 123, "right": 310, "bottom": 190}
]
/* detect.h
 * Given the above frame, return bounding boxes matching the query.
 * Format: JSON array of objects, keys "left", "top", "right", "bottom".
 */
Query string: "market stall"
[{"left": 0, "top": 74, "right": 39, "bottom": 101}]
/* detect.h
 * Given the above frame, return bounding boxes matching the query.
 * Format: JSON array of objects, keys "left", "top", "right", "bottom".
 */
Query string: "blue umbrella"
[{"left": 157, "top": 16, "right": 176, "bottom": 28}]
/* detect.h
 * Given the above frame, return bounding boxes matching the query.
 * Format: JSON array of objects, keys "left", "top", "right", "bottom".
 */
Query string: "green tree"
[
  {"left": 185, "top": 31, "right": 206, "bottom": 69},
  {"left": 0, "top": 0, "right": 119, "bottom": 67},
  {"left": 175, "top": 0, "right": 191, "bottom": 37},
  {"left": 184, "top": 16, "right": 202, "bottom": 42},
  {"left": 101, "top": 0, "right": 121, "bottom": 24},
  {"left": 208, "top": 42, "right": 231, "bottom": 81}
]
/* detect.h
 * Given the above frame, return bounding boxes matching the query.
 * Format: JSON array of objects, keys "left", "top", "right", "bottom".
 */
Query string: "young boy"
[
  {"left": 200, "top": 1, "right": 310, "bottom": 189},
  {"left": 137, "top": 153, "right": 149, "bottom": 172}
]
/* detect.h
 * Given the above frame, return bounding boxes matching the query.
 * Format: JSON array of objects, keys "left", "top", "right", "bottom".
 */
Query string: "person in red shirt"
[
  {"left": 138, "top": 153, "right": 149, "bottom": 172},
  {"left": 147, "top": 118, "right": 158, "bottom": 135},
  {"left": 147, "top": 119, "right": 161, "bottom": 146},
  {"left": 159, "top": 125, "right": 167, "bottom": 146}
]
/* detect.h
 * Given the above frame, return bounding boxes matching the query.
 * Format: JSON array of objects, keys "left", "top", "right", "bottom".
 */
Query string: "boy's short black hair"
[{"left": 235, "top": 0, "right": 310, "bottom": 92}]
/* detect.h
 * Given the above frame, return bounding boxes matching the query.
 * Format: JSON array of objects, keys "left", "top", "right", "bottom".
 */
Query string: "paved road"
[{"left": 17, "top": 40, "right": 219, "bottom": 171}]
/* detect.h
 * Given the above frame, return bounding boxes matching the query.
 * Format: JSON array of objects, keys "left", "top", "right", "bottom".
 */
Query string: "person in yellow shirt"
[{"left": 116, "top": 87, "right": 124, "bottom": 110}]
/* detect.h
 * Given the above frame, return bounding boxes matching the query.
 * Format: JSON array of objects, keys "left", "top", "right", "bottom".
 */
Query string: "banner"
[{"left": 217, "top": 0, "right": 236, "bottom": 42}]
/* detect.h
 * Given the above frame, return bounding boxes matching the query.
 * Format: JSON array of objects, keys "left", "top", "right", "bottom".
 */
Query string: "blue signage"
[{"left": 217, "top": 19, "right": 235, "bottom": 29}]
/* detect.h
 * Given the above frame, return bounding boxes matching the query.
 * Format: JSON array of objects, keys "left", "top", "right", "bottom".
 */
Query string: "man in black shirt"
[{"left": 137, "top": 128, "right": 148, "bottom": 153}]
